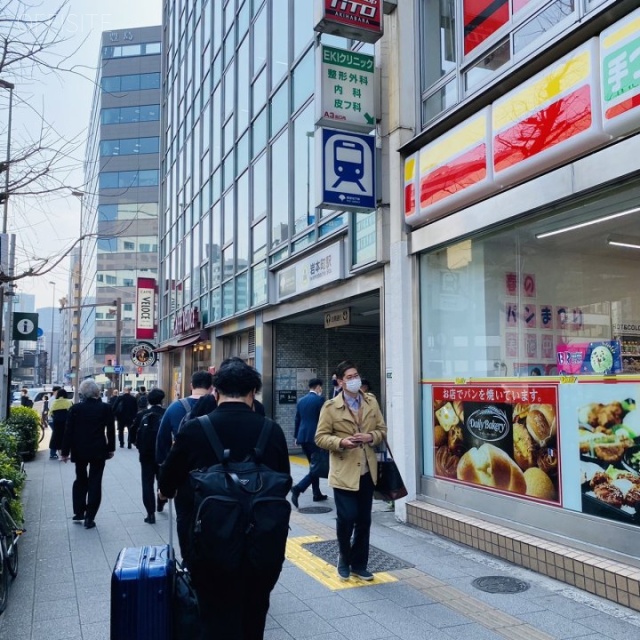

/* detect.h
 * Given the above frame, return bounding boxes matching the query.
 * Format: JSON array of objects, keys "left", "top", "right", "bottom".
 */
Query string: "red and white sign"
[
  {"left": 173, "top": 306, "right": 200, "bottom": 337},
  {"left": 314, "top": 0, "right": 383, "bottom": 44},
  {"left": 135, "top": 277, "right": 156, "bottom": 340}
]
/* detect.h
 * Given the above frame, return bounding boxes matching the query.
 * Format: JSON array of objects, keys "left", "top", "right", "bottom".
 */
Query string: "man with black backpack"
[
  {"left": 133, "top": 388, "right": 166, "bottom": 524},
  {"left": 159, "top": 360, "right": 291, "bottom": 640}
]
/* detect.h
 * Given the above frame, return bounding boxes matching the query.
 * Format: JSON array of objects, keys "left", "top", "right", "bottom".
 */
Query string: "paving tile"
[
  {"left": 306, "top": 594, "right": 363, "bottom": 618},
  {"left": 269, "top": 592, "right": 311, "bottom": 615},
  {"left": 532, "top": 594, "right": 602, "bottom": 621},
  {"left": 273, "top": 611, "right": 336, "bottom": 638},
  {"left": 409, "top": 602, "right": 477, "bottom": 628},
  {"left": 518, "top": 610, "right": 598, "bottom": 638},
  {"left": 577, "top": 613, "right": 640, "bottom": 638},
  {"left": 330, "top": 613, "right": 398, "bottom": 640},
  {"left": 440, "top": 623, "right": 504, "bottom": 640}
]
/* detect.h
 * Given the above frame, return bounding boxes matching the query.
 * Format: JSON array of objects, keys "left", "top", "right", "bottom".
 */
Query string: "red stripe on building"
[
  {"left": 404, "top": 183, "right": 416, "bottom": 217},
  {"left": 464, "top": 0, "right": 509, "bottom": 55},
  {"left": 605, "top": 93, "right": 640, "bottom": 120},
  {"left": 420, "top": 144, "right": 487, "bottom": 207},
  {"left": 494, "top": 85, "right": 592, "bottom": 173}
]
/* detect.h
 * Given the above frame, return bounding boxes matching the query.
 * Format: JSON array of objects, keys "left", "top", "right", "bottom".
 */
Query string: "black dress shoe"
[
  {"left": 156, "top": 500, "right": 166, "bottom": 513},
  {"left": 84, "top": 518, "right": 96, "bottom": 529},
  {"left": 72, "top": 514, "right": 84, "bottom": 521},
  {"left": 144, "top": 514, "right": 156, "bottom": 524},
  {"left": 128, "top": 444, "right": 132, "bottom": 449},
  {"left": 290, "top": 486, "right": 300, "bottom": 508},
  {"left": 313, "top": 494, "right": 328, "bottom": 502},
  {"left": 119, "top": 443, "right": 124, "bottom": 448}
]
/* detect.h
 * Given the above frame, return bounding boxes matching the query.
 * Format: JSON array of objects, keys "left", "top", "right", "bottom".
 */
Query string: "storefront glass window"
[
  {"left": 236, "top": 272, "right": 249, "bottom": 312},
  {"left": 420, "top": 184, "right": 640, "bottom": 380},
  {"left": 293, "top": 102, "right": 315, "bottom": 235},
  {"left": 270, "top": 130, "right": 289, "bottom": 248},
  {"left": 252, "top": 152, "right": 267, "bottom": 221},
  {"left": 353, "top": 211, "right": 377, "bottom": 267},
  {"left": 223, "top": 281, "right": 234, "bottom": 317},
  {"left": 253, "top": 219, "right": 267, "bottom": 262},
  {"left": 420, "top": 0, "right": 456, "bottom": 90},
  {"left": 293, "top": 0, "right": 313, "bottom": 60},
  {"left": 252, "top": 261, "right": 267, "bottom": 306},
  {"left": 270, "top": 0, "right": 289, "bottom": 89},
  {"left": 211, "top": 287, "right": 221, "bottom": 322}
]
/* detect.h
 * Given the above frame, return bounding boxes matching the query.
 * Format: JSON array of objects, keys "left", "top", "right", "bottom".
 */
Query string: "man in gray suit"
[{"left": 291, "top": 378, "right": 327, "bottom": 507}]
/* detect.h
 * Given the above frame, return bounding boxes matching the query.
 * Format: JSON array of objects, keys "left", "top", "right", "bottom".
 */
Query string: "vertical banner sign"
[
  {"left": 135, "top": 277, "right": 156, "bottom": 340},
  {"left": 314, "top": 0, "right": 383, "bottom": 44},
  {"left": 317, "top": 45, "right": 376, "bottom": 132}
]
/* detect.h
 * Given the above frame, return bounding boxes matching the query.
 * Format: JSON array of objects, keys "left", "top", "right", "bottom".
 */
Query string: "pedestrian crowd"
[{"left": 43, "top": 357, "right": 386, "bottom": 639}]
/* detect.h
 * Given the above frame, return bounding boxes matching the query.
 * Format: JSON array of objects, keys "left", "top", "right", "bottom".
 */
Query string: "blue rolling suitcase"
[{"left": 110, "top": 543, "right": 175, "bottom": 639}]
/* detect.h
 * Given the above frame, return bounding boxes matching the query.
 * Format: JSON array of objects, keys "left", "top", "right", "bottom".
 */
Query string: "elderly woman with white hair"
[{"left": 60, "top": 380, "right": 116, "bottom": 529}]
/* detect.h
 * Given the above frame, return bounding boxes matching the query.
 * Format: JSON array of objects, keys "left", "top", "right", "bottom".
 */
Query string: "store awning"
[{"left": 154, "top": 329, "right": 209, "bottom": 353}]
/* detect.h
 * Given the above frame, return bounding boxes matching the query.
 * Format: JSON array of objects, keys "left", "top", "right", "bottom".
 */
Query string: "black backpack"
[
  {"left": 189, "top": 416, "right": 292, "bottom": 573},
  {"left": 136, "top": 409, "right": 163, "bottom": 457}
]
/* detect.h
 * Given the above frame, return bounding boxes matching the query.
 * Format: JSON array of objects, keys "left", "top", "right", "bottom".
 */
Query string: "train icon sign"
[{"left": 318, "top": 128, "right": 375, "bottom": 211}]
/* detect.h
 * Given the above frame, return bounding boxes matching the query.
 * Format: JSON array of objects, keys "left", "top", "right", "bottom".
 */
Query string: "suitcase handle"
[{"left": 168, "top": 499, "right": 174, "bottom": 554}]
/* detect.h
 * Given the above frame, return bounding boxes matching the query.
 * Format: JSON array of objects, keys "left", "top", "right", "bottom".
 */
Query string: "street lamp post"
[
  {"left": 0, "top": 80, "right": 15, "bottom": 420},
  {"left": 71, "top": 190, "right": 84, "bottom": 402},
  {"left": 49, "top": 281, "right": 55, "bottom": 384}
]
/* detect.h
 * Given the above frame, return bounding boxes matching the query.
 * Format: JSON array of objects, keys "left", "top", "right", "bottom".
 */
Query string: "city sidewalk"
[{"left": 1, "top": 437, "right": 640, "bottom": 640}]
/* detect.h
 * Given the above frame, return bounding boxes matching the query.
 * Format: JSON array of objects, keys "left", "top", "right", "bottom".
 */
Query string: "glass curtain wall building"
[
  {"left": 81, "top": 26, "right": 162, "bottom": 390},
  {"left": 159, "top": 0, "right": 380, "bottom": 403}
]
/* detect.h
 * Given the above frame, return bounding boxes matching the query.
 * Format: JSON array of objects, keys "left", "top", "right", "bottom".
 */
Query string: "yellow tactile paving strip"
[
  {"left": 286, "top": 535, "right": 398, "bottom": 590},
  {"left": 289, "top": 504, "right": 553, "bottom": 639}
]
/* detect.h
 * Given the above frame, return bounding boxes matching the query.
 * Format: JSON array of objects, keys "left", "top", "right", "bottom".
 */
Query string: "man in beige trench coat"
[{"left": 315, "top": 360, "right": 387, "bottom": 581}]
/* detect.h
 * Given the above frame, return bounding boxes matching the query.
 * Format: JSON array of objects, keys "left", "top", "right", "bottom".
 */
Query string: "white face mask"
[{"left": 344, "top": 378, "right": 362, "bottom": 394}]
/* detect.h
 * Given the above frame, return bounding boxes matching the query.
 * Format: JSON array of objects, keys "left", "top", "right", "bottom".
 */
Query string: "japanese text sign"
[{"left": 317, "top": 45, "right": 376, "bottom": 132}]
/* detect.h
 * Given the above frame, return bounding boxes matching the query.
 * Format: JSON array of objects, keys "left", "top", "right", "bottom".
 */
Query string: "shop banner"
[
  {"left": 600, "top": 7, "right": 640, "bottom": 138},
  {"left": 556, "top": 340, "right": 622, "bottom": 376},
  {"left": 314, "top": 0, "right": 383, "bottom": 44},
  {"left": 135, "top": 277, "right": 156, "bottom": 340},
  {"left": 559, "top": 382, "right": 640, "bottom": 527},
  {"left": 433, "top": 383, "right": 561, "bottom": 505}
]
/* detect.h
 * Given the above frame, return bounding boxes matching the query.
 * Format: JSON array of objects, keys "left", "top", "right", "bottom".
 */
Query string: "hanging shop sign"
[
  {"left": 324, "top": 307, "right": 351, "bottom": 329},
  {"left": 12, "top": 312, "right": 38, "bottom": 341},
  {"left": 276, "top": 241, "right": 343, "bottom": 302},
  {"left": 316, "top": 45, "right": 376, "bottom": 132},
  {"left": 314, "top": 0, "right": 383, "bottom": 44},
  {"left": 407, "top": 108, "right": 492, "bottom": 225},
  {"left": 317, "top": 127, "right": 376, "bottom": 211},
  {"left": 135, "top": 277, "right": 156, "bottom": 340},
  {"left": 173, "top": 306, "right": 200, "bottom": 337},
  {"left": 600, "top": 7, "right": 640, "bottom": 138},
  {"left": 130, "top": 342, "right": 158, "bottom": 367}
]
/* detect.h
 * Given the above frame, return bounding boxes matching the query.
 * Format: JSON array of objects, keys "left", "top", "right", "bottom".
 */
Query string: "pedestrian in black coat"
[
  {"left": 60, "top": 380, "right": 116, "bottom": 529},
  {"left": 113, "top": 387, "right": 138, "bottom": 448},
  {"left": 159, "top": 361, "right": 290, "bottom": 640}
]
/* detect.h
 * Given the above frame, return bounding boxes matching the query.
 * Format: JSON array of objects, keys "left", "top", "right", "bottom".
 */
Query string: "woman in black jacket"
[{"left": 60, "top": 380, "right": 116, "bottom": 529}]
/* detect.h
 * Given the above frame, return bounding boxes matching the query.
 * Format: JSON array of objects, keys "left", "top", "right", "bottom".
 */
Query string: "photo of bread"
[
  {"left": 432, "top": 385, "right": 561, "bottom": 505},
  {"left": 457, "top": 443, "right": 526, "bottom": 494}
]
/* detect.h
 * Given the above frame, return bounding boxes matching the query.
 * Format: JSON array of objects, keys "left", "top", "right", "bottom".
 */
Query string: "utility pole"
[
  {"left": 115, "top": 297, "right": 122, "bottom": 392},
  {"left": 71, "top": 191, "right": 83, "bottom": 403}
]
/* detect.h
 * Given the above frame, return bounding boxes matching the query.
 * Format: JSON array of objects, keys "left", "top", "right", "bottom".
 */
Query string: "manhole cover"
[
  {"left": 472, "top": 576, "right": 530, "bottom": 594},
  {"left": 302, "top": 540, "right": 412, "bottom": 572},
  {"left": 298, "top": 506, "right": 333, "bottom": 514}
]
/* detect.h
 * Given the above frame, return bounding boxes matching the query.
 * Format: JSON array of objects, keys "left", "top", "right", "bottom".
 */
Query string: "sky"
[{"left": 1, "top": 0, "right": 162, "bottom": 310}]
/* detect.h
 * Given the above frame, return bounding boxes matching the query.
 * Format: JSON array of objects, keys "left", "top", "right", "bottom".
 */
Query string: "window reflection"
[
  {"left": 271, "top": 0, "right": 289, "bottom": 88},
  {"left": 270, "top": 131, "right": 289, "bottom": 248}
]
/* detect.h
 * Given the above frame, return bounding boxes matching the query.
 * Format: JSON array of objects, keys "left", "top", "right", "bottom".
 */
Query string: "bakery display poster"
[
  {"left": 433, "top": 384, "right": 561, "bottom": 504},
  {"left": 556, "top": 340, "right": 622, "bottom": 376},
  {"left": 560, "top": 383, "right": 640, "bottom": 526}
]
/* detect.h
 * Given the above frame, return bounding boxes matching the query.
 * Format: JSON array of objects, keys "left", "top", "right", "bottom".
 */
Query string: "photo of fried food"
[{"left": 435, "top": 445, "right": 459, "bottom": 478}]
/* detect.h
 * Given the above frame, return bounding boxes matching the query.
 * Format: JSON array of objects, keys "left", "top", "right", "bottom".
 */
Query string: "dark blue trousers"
[
  {"left": 295, "top": 442, "right": 322, "bottom": 496},
  {"left": 333, "top": 472, "right": 375, "bottom": 571}
]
